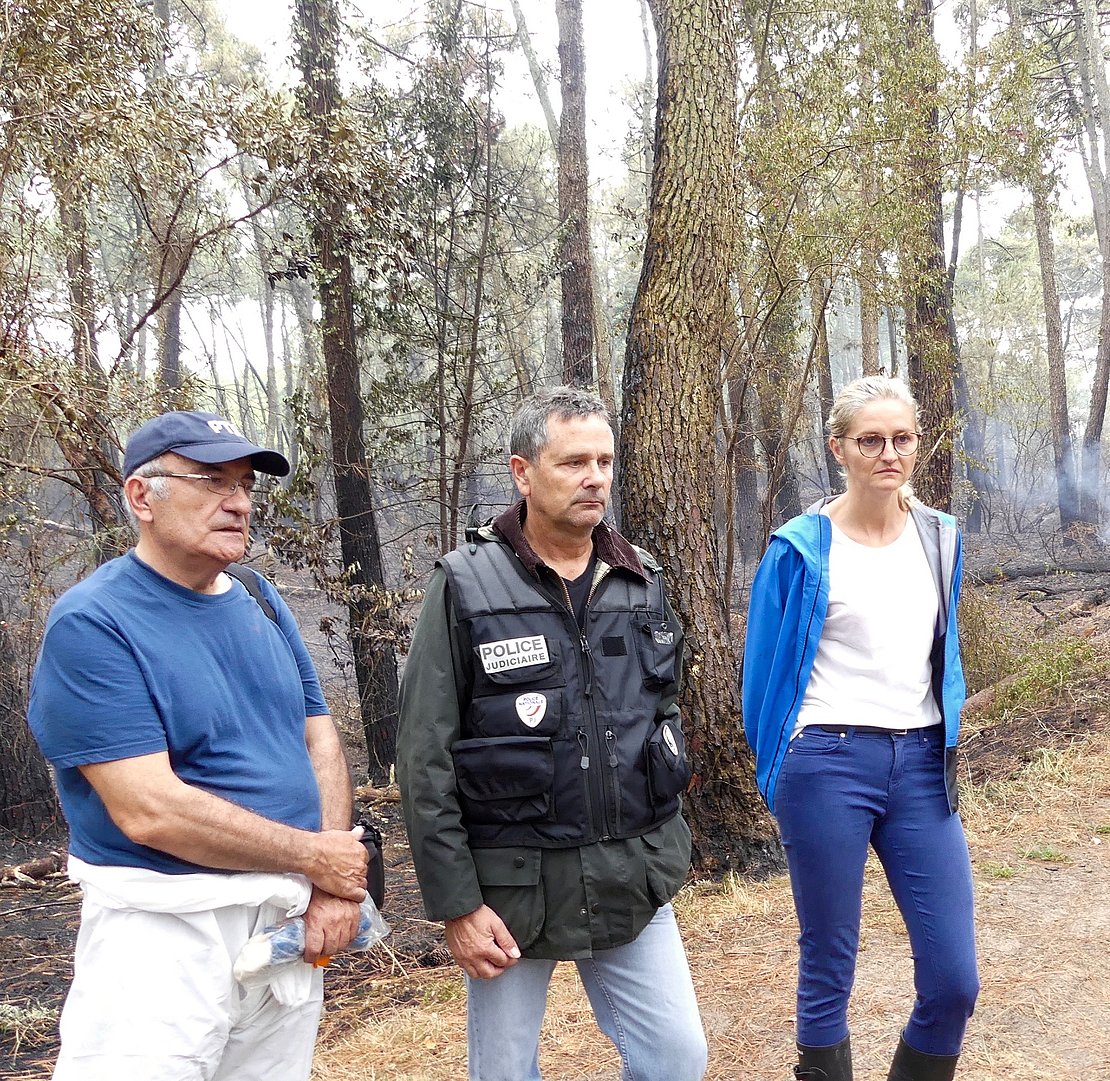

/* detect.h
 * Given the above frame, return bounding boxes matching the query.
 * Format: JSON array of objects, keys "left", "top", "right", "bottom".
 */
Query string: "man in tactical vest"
[{"left": 397, "top": 386, "right": 707, "bottom": 1081}]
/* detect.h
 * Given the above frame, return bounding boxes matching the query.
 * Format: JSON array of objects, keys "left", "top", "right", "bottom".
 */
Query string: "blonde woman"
[{"left": 743, "top": 376, "right": 978, "bottom": 1081}]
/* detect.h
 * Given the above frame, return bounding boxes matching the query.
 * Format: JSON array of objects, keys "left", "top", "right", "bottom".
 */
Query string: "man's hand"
[
  {"left": 444, "top": 904, "right": 521, "bottom": 980},
  {"left": 301, "top": 886, "right": 362, "bottom": 964},
  {"left": 305, "top": 825, "right": 369, "bottom": 902}
]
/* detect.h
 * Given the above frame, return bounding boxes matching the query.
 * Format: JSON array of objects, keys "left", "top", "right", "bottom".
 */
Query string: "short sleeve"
[{"left": 28, "top": 611, "right": 168, "bottom": 768}]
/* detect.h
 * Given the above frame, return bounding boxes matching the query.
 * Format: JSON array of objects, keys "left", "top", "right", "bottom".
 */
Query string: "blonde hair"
[{"left": 827, "top": 375, "right": 920, "bottom": 509}]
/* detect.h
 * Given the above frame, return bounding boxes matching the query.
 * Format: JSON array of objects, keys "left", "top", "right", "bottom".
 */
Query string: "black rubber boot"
[
  {"left": 794, "top": 1035, "right": 852, "bottom": 1080},
  {"left": 886, "top": 1035, "right": 959, "bottom": 1081}
]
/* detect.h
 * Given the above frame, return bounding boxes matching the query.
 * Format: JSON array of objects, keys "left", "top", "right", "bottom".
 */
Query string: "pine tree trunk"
[{"left": 621, "top": 0, "right": 780, "bottom": 874}]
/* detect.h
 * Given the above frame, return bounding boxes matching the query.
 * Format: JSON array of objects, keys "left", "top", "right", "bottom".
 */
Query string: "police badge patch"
[{"left": 515, "top": 692, "right": 548, "bottom": 728}]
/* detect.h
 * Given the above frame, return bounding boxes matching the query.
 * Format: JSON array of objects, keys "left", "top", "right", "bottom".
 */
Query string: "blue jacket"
[{"left": 742, "top": 499, "right": 966, "bottom": 813}]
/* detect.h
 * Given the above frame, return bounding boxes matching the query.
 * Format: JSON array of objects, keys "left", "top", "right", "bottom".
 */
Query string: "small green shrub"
[
  {"left": 1020, "top": 844, "right": 1070, "bottom": 863},
  {"left": 987, "top": 638, "right": 1104, "bottom": 723},
  {"left": 958, "top": 588, "right": 1024, "bottom": 695},
  {"left": 977, "top": 861, "right": 1017, "bottom": 879}
]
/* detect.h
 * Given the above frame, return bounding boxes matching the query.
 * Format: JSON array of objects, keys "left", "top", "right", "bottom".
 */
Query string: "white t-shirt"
[{"left": 794, "top": 513, "right": 942, "bottom": 735}]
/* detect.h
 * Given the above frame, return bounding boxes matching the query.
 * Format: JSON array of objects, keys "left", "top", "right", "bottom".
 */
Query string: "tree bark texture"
[
  {"left": 621, "top": 0, "right": 780, "bottom": 874},
  {"left": 556, "top": 0, "right": 595, "bottom": 387},
  {"left": 294, "top": 0, "right": 398, "bottom": 785}
]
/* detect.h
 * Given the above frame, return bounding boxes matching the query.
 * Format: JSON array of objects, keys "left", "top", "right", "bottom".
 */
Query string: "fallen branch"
[
  {"left": 969, "top": 560, "right": 1110, "bottom": 585},
  {"left": 0, "top": 849, "right": 66, "bottom": 885}
]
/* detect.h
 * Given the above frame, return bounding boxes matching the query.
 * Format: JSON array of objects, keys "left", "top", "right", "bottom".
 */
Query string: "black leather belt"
[{"left": 814, "top": 724, "right": 941, "bottom": 737}]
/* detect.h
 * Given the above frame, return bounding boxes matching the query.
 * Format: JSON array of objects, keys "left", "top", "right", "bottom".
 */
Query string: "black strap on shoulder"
[{"left": 225, "top": 562, "right": 278, "bottom": 624}]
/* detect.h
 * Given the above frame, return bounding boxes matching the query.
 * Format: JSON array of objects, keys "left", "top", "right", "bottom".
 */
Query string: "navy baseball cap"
[{"left": 123, "top": 411, "right": 290, "bottom": 478}]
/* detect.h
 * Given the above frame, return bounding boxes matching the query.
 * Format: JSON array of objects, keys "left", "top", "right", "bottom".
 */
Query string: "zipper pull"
[
  {"left": 605, "top": 728, "right": 617, "bottom": 768},
  {"left": 580, "top": 634, "right": 593, "bottom": 696},
  {"left": 577, "top": 728, "right": 590, "bottom": 770}
]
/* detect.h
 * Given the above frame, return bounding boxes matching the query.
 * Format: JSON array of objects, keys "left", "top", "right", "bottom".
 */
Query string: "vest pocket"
[
  {"left": 471, "top": 846, "right": 545, "bottom": 951},
  {"left": 469, "top": 688, "right": 565, "bottom": 738},
  {"left": 452, "top": 736, "right": 555, "bottom": 824},
  {"left": 645, "top": 721, "right": 692, "bottom": 810},
  {"left": 632, "top": 613, "right": 679, "bottom": 690},
  {"left": 642, "top": 816, "right": 692, "bottom": 907}
]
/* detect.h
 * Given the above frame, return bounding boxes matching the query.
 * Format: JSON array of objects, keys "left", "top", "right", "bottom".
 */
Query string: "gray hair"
[
  {"left": 826, "top": 375, "right": 920, "bottom": 508},
  {"left": 123, "top": 456, "right": 171, "bottom": 527},
  {"left": 510, "top": 385, "right": 610, "bottom": 461},
  {"left": 827, "top": 375, "right": 920, "bottom": 438}
]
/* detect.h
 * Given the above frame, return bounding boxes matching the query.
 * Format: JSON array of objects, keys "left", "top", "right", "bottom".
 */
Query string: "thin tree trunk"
[
  {"left": 294, "top": 0, "right": 398, "bottom": 785},
  {"left": 1033, "top": 180, "right": 1081, "bottom": 531},
  {"left": 1072, "top": 0, "right": 1110, "bottom": 524},
  {"left": 57, "top": 181, "right": 125, "bottom": 558},
  {"left": 813, "top": 277, "right": 840, "bottom": 491},
  {"left": 555, "top": 0, "right": 594, "bottom": 386}
]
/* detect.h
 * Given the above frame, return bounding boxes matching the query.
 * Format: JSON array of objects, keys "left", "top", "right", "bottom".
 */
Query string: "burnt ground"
[
  {"left": 4, "top": 542, "right": 1110, "bottom": 1078},
  {"left": 0, "top": 792, "right": 441, "bottom": 1080}
]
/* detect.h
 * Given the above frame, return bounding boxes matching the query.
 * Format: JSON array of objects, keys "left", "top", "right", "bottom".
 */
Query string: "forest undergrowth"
[{"left": 3, "top": 572, "right": 1109, "bottom": 1080}]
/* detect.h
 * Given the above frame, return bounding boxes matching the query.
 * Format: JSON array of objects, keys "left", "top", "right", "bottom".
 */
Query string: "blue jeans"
[
  {"left": 464, "top": 903, "right": 707, "bottom": 1081},
  {"left": 773, "top": 725, "right": 979, "bottom": 1056}
]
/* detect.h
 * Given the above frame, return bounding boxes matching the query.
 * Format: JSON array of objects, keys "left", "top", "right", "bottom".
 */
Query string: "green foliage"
[
  {"left": 975, "top": 634, "right": 1106, "bottom": 728},
  {"left": 978, "top": 860, "right": 1018, "bottom": 879},
  {"left": 958, "top": 587, "right": 1025, "bottom": 695},
  {"left": 1020, "top": 843, "right": 1069, "bottom": 863}
]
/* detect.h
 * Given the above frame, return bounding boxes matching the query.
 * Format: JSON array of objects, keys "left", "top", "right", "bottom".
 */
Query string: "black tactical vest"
[{"left": 440, "top": 536, "right": 689, "bottom": 849}]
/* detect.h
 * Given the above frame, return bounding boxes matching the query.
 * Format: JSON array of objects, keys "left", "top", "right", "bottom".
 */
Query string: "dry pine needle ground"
[{"left": 313, "top": 723, "right": 1110, "bottom": 1081}]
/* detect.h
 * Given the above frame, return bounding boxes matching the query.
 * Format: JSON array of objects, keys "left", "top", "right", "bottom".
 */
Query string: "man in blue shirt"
[{"left": 29, "top": 411, "right": 368, "bottom": 1081}]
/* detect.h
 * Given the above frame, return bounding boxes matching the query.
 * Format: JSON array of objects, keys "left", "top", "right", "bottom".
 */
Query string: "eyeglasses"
[
  {"left": 840, "top": 432, "right": 921, "bottom": 458},
  {"left": 147, "top": 472, "right": 258, "bottom": 497}
]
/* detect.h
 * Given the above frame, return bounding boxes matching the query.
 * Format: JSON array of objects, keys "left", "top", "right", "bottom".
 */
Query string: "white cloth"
[
  {"left": 794, "top": 514, "right": 941, "bottom": 735},
  {"left": 53, "top": 860, "right": 323, "bottom": 1081},
  {"left": 68, "top": 856, "right": 312, "bottom": 915}
]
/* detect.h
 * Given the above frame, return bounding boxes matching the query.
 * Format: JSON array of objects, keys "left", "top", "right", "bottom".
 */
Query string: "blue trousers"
[
  {"left": 773, "top": 725, "right": 979, "bottom": 1055},
  {"left": 464, "top": 903, "right": 707, "bottom": 1081}
]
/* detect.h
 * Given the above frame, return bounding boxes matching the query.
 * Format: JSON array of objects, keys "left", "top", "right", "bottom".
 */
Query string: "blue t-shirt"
[{"left": 28, "top": 551, "right": 329, "bottom": 874}]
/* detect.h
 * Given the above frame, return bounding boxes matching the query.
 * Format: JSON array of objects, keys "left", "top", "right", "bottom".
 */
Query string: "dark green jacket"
[{"left": 396, "top": 503, "right": 693, "bottom": 959}]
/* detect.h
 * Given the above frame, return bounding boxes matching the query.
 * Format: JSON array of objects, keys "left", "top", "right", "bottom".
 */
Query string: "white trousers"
[{"left": 53, "top": 897, "right": 324, "bottom": 1081}]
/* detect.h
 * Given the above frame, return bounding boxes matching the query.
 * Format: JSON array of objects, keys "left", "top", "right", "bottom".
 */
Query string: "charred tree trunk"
[
  {"left": 294, "top": 0, "right": 398, "bottom": 785},
  {"left": 621, "top": 0, "right": 779, "bottom": 874}
]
